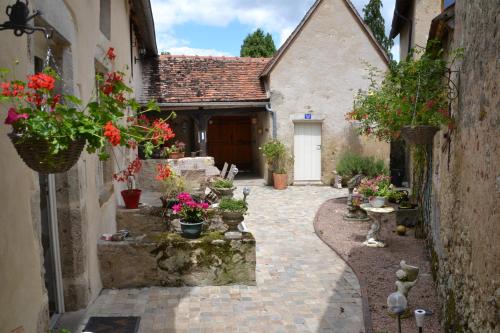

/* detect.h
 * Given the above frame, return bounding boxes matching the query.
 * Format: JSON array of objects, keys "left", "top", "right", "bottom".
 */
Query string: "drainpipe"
[{"left": 266, "top": 103, "right": 277, "bottom": 139}]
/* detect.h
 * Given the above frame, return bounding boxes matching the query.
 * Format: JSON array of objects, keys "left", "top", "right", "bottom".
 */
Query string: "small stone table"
[{"left": 360, "top": 204, "right": 395, "bottom": 248}]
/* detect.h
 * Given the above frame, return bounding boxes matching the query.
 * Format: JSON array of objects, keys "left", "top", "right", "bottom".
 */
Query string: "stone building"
[
  {"left": 0, "top": 0, "right": 156, "bottom": 331},
  {"left": 142, "top": 0, "right": 390, "bottom": 184},
  {"left": 392, "top": 0, "right": 499, "bottom": 331}
]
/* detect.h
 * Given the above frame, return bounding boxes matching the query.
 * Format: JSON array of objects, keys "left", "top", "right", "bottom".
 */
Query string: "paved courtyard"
[{"left": 83, "top": 185, "right": 364, "bottom": 333}]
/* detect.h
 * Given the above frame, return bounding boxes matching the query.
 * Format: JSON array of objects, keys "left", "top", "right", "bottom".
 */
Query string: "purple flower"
[{"left": 4, "top": 107, "right": 28, "bottom": 125}]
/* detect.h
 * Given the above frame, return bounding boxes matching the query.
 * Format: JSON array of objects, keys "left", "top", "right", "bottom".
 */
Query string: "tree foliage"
[
  {"left": 240, "top": 29, "right": 277, "bottom": 58},
  {"left": 362, "top": 0, "right": 394, "bottom": 59}
]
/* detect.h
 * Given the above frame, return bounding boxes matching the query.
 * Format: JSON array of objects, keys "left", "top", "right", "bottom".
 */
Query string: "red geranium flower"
[
  {"left": 106, "top": 47, "right": 116, "bottom": 61},
  {"left": 27, "top": 73, "right": 56, "bottom": 91},
  {"left": 103, "top": 121, "right": 121, "bottom": 146},
  {"left": 151, "top": 119, "right": 175, "bottom": 144},
  {"left": 155, "top": 163, "right": 172, "bottom": 181}
]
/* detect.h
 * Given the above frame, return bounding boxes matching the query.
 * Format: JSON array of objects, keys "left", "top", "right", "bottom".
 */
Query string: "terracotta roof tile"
[{"left": 141, "top": 55, "right": 270, "bottom": 104}]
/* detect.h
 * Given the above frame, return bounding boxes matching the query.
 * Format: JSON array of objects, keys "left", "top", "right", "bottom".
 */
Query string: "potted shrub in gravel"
[
  {"left": 209, "top": 178, "right": 236, "bottom": 198},
  {"left": 260, "top": 139, "right": 290, "bottom": 190},
  {"left": 172, "top": 192, "right": 210, "bottom": 238},
  {"left": 218, "top": 198, "right": 248, "bottom": 233},
  {"left": 357, "top": 175, "right": 393, "bottom": 208}
]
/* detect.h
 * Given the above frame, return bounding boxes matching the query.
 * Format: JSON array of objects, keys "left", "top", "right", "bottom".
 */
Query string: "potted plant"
[
  {"left": 218, "top": 198, "right": 248, "bottom": 233},
  {"left": 0, "top": 47, "right": 175, "bottom": 173},
  {"left": 159, "top": 171, "right": 185, "bottom": 209},
  {"left": 357, "top": 175, "right": 392, "bottom": 208},
  {"left": 172, "top": 192, "right": 210, "bottom": 238},
  {"left": 114, "top": 157, "right": 143, "bottom": 209},
  {"left": 164, "top": 141, "right": 186, "bottom": 159},
  {"left": 260, "top": 139, "right": 289, "bottom": 190},
  {"left": 346, "top": 44, "right": 462, "bottom": 145},
  {"left": 209, "top": 178, "right": 236, "bottom": 198}
]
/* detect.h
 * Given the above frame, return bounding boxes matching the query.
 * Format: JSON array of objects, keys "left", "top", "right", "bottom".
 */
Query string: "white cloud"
[{"left": 151, "top": 0, "right": 398, "bottom": 58}]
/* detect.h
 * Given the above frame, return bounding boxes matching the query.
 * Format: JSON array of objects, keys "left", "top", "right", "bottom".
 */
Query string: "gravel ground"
[{"left": 314, "top": 198, "right": 442, "bottom": 333}]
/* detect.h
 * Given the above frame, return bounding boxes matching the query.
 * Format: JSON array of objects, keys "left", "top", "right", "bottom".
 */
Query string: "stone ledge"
[{"left": 98, "top": 232, "right": 256, "bottom": 288}]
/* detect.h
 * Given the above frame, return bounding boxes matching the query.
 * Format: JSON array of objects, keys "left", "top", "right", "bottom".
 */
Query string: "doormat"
[{"left": 82, "top": 317, "right": 140, "bottom": 333}]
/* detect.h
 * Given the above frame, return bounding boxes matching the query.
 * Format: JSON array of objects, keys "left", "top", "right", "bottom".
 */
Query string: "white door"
[{"left": 294, "top": 122, "right": 322, "bottom": 181}]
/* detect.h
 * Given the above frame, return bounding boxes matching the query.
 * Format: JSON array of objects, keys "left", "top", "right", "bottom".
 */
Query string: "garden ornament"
[
  {"left": 343, "top": 174, "right": 369, "bottom": 221},
  {"left": 387, "top": 291, "right": 407, "bottom": 333},
  {"left": 243, "top": 187, "right": 251, "bottom": 202}
]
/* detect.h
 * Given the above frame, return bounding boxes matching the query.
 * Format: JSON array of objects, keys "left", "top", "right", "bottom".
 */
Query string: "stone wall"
[
  {"left": 98, "top": 232, "right": 256, "bottom": 288},
  {"left": 430, "top": 1, "right": 500, "bottom": 331},
  {"left": 136, "top": 157, "right": 219, "bottom": 192}
]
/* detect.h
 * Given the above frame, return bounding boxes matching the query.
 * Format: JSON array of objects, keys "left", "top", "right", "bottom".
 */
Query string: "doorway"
[
  {"left": 207, "top": 116, "right": 252, "bottom": 171},
  {"left": 293, "top": 122, "right": 322, "bottom": 182}
]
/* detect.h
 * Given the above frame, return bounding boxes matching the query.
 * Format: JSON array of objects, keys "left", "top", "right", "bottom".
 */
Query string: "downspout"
[
  {"left": 266, "top": 103, "right": 277, "bottom": 139},
  {"left": 394, "top": 9, "right": 413, "bottom": 56}
]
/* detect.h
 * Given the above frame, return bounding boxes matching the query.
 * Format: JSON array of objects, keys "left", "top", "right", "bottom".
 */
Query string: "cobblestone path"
[{"left": 84, "top": 185, "right": 364, "bottom": 333}]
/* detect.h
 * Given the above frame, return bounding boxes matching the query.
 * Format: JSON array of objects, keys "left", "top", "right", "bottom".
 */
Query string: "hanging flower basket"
[
  {"left": 8, "top": 132, "right": 85, "bottom": 173},
  {"left": 401, "top": 125, "right": 439, "bottom": 145}
]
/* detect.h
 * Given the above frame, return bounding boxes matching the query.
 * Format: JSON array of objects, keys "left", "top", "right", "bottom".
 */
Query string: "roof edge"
[
  {"left": 261, "top": 0, "right": 389, "bottom": 77},
  {"left": 131, "top": 0, "right": 158, "bottom": 55}
]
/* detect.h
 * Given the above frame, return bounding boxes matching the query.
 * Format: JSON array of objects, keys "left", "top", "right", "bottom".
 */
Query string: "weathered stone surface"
[
  {"left": 429, "top": 2, "right": 500, "bottom": 332},
  {"left": 116, "top": 206, "right": 167, "bottom": 234},
  {"left": 136, "top": 157, "right": 218, "bottom": 191},
  {"left": 98, "top": 232, "right": 256, "bottom": 288}
]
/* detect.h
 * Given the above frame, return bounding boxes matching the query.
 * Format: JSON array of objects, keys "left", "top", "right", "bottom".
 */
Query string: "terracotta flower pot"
[
  {"left": 273, "top": 173, "right": 288, "bottom": 190},
  {"left": 121, "top": 189, "right": 142, "bottom": 209},
  {"left": 169, "top": 152, "right": 185, "bottom": 159}
]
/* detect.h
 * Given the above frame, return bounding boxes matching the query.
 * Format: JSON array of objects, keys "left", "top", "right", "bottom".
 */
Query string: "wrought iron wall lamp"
[{"left": 0, "top": 0, "right": 52, "bottom": 38}]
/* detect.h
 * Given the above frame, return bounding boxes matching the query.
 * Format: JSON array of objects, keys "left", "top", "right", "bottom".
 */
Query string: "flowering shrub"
[
  {"left": 346, "top": 45, "right": 461, "bottom": 142},
  {"left": 172, "top": 192, "right": 210, "bottom": 223},
  {"left": 113, "top": 157, "right": 142, "bottom": 190},
  {"left": 0, "top": 47, "right": 175, "bottom": 161},
  {"left": 356, "top": 175, "right": 392, "bottom": 198},
  {"left": 155, "top": 163, "right": 173, "bottom": 181}
]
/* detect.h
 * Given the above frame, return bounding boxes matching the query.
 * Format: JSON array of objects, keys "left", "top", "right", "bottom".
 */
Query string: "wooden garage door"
[{"left": 207, "top": 116, "right": 252, "bottom": 170}]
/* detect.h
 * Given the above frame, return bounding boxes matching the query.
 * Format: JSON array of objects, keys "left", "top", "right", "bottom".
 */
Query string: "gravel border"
[{"left": 313, "top": 198, "right": 442, "bottom": 333}]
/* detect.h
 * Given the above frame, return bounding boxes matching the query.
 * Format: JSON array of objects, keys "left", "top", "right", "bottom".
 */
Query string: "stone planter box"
[
  {"left": 98, "top": 232, "right": 256, "bottom": 288},
  {"left": 396, "top": 207, "right": 419, "bottom": 227}
]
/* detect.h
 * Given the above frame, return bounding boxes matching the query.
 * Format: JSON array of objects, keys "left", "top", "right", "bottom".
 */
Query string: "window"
[{"left": 99, "top": 0, "right": 111, "bottom": 39}]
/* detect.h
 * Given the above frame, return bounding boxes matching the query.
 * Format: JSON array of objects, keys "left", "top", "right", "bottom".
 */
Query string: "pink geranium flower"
[
  {"left": 4, "top": 107, "right": 28, "bottom": 125},
  {"left": 177, "top": 192, "right": 192, "bottom": 202}
]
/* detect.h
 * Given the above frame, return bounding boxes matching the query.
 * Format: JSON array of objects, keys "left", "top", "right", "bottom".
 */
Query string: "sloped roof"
[
  {"left": 130, "top": 0, "right": 157, "bottom": 55},
  {"left": 261, "top": 0, "right": 390, "bottom": 77},
  {"left": 389, "top": 0, "right": 413, "bottom": 39},
  {"left": 141, "top": 55, "right": 270, "bottom": 104}
]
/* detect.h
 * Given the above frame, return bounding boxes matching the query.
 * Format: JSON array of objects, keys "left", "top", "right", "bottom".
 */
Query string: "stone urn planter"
[
  {"left": 179, "top": 220, "right": 204, "bottom": 239},
  {"left": 221, "top": 211, "right": 245, "bottom": 232},
  {"left": 210, "top": 186, "right": 236, "bottom": 199},
  {"left": 369, "top": 196, "right": 386, "bottom": 208},
  {"left": 401, "top": 125, "right": 439, "bottom": 145},
  {"left": 272, "top": 173, "right": 288, "bottom": 190}
]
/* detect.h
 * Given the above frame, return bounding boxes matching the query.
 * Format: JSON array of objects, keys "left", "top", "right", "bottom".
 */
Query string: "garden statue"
[
  {"left": 395, "top": 260, "right": 419, "bottom": 302},
  {"left": 344, "top": 174, "right": 369, "bottom": 221}
]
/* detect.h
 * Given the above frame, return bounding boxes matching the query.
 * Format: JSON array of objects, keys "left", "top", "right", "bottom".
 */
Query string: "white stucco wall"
[
  {"left": 0, "top": 0, "right": 147, "bottom": 331},
  {"left": 267, "top": 0, "right": 389, "bottom": 183}
]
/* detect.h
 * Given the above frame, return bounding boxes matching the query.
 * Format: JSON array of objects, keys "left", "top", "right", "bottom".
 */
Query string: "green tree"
[
  {"left": 240, "top": 29, "right": 277, "bottom": 58},
  {"left": 363, "top": 0, "right": 394, "bottom": 59}
]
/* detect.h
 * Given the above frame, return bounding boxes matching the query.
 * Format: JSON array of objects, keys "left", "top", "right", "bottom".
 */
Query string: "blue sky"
[{"left": 151, "top": 0, "right": 399, "bottom": 59}]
